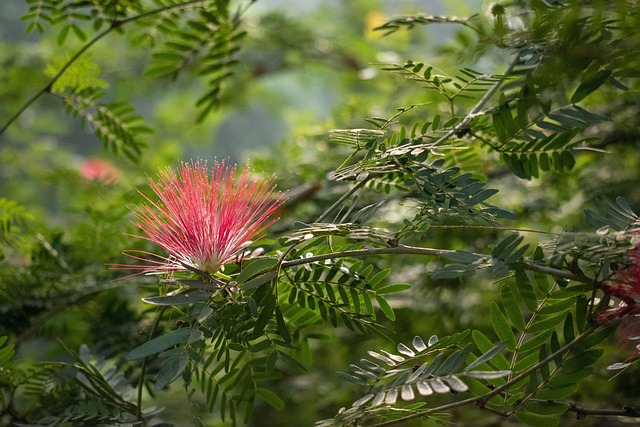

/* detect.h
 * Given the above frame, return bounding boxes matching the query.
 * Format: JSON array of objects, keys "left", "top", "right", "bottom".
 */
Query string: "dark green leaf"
[
  {"left": 537, "top": 383, "right": 577, "bottom": 400},
  {"left": 525, "top": 401, "right": 569, "bottom": 415},
  {"left": 126, "top": 329, "right": 193, "bottom": 360},
  {"left": 155, "top": 352, "right": 189, "bottom": 390},
  {"left": 515, "top": 409, "right": 560, "bottom": 426},
  {"left": 571, "top": 68, "right": 612, "bottom": 103},
  {"left": 241, "top": 271, "right": 277, "bottom": 290},
  {"left": 236, "top": 258, "right": 278, "bottom": 284},
  {"left": 253, "top": 294, "right": 276, "bottom": 339}
]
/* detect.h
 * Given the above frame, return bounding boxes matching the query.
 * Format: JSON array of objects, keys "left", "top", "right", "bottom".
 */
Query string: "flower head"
[
  {"left": 598, "top": 232, "right": 640, "bottom": 323},
  {"left": 116, "top": 160, "right": 284, "bottom": 278}
]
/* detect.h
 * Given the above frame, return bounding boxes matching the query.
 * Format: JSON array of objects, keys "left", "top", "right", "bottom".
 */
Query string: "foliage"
[{"left": 2, "top": 1, "right": 640, "bottom": 427}]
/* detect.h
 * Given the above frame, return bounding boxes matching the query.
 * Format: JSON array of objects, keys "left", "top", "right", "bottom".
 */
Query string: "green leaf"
[
  {"left": 467, "top": 189, "right": 499, "bottom": 206},
  {"left": 528, "top": 312, "right": 567, "bottom": 334},
  {"left": 337, "top": 371, "right": 370, "bottom": 386},
  {"left": 571, "top": 68, "right": 612, "bottom": 103},
  {"left": 466, "top": 342, "right": 507, "bottom": 371},
  {"left": 255, "top": 387, "right": 285, "bottom": 411},
  {"left": 275, "top": 306, "right": 291, "bottom": 344},
  {"left": 0, "top": 336, "right": 15, "bottom": 365},
  {"left": 547, "top": 367, "right": 592, "bottom": 387},
  {"left": 253, "top": 293, "right": 277, "bottom": 339},
  {"left": 126, "top": 329, "right": 194, "bottom": 360},
  {"left": 525, "top": 401, "right": 569, "bottom": 415},
  {"left": 241, "top": 271, "right": 278, "bottom": 290},
  {"left": 536, "top": 383, "right": 576, "bottom": 400},
  {"left": 375, "top": 295, "right": 395, "bottom": 320},
  {"left": 376, "top": 283, "right": 411, "bottom": 295},
  {"left": 500, "top": 284, "right": 526, "bottom": 332},
  {"left": 363, "top": 291, "right": 375, "bottom": 318},
  {"left": 514, "top": 269, "right": 538, "bottom": 311},
  {"left": 472, "top": 330, "right": 510, "bottom": 370},
  {"left": 368, "top": 268, "right": 390, "bottom": 288},
  {"left": 236, "top": 258, "right": 278, "bottom": 284},
  {"left": 155, "top": 352, "right": 189, "bottom": 390},
  {"left": 490, "top": 303, "right": 516, "bottom": 351},
  {"left": 515, "top": 409, "right": 560, "bottom": 426}
]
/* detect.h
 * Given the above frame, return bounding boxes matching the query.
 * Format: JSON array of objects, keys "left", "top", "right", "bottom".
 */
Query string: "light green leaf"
[
  {"left": 376, "top": 283, "right": 412, "bottom": 295},
  {"left": 375, "top": 295, "right": 395, "bottom": 320},
  {"left": 255, "top": 387, "right": 285, "bottom": 411},
  {"left": 490, "top": 303, "right": 516, "bottom": 351},
  {"left": 472, "top": 330, "right": 510, "bottom": 370},
  {"left": 500, "top": 284, "right": 526, "bottom": 332}
]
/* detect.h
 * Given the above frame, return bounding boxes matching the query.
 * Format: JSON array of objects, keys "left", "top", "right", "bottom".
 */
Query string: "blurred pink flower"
[
  {"left": 114, "top": 160, "right": 284, "bottom": 278},
  {"left": 81, "top": 158, "right": 120, "bottom": 184}
]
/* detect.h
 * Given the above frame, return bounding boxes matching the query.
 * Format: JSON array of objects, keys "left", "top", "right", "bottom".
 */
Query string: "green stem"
[
  {"left": 137, "top": 306, "right": 168, "bottom": 421},
  {"left": 0, "top": 0, "right": 208, "bottom": 137}
]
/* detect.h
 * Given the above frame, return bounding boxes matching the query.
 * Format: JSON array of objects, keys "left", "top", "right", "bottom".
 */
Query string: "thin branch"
[
  {"left": 522, "top": 261, "right": 588, "bottom": 282},
  {"left": 279, "top": 242, "right": 590, "bottom": 284},
  {"left": 280, "top": 243, "right": 454, "bottom": 268},
  {"left": 0, "top": 0, "right": 207, "bottom": 137},
  {"left": 568, "top": 403, "right": 640, "bottom": 420}
]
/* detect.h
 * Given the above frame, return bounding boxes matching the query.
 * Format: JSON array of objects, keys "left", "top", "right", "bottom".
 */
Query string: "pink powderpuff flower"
[
  {"left": 114, "top": 160, "right": 284, "bottom": 279},
  {"left": 598, "top": 231, "right": 640, "bottom": 324}
]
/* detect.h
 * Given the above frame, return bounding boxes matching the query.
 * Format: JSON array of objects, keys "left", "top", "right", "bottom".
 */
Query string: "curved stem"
[
  {"left": 137, "top": 306, "right": 168, "bottom": 421},
  {"left": 0, "top": 0, "right": 207, "bottom": 137}
]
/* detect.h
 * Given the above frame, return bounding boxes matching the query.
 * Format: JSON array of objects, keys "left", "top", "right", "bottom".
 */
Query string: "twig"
[{"left": 568, "top": 403, "right": 640, "bottom": 420}]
